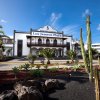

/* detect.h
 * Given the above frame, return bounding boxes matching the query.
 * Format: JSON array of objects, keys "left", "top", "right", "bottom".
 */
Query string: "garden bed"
[
  {"left": 0, "top": 68, "right": 86, "bottom": 84},
  {"left": 0, "top": 72, "right": 96, "bottom": 100}
]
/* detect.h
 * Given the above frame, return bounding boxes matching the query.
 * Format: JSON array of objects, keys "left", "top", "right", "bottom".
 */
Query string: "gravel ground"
[
  {"left": 0, "top": 72, "right": 96, "bottom": 100},
  {"left": 44, "top": 73, "right": 96, "bottom": 100}
]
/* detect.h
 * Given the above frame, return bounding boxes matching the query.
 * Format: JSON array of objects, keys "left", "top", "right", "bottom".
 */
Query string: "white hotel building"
[
  {"left": 85, "top": 43, "right": 100, "bottom": 53},
  {"left": 13, "top": 26, "right": 74, "bottom": 57}
]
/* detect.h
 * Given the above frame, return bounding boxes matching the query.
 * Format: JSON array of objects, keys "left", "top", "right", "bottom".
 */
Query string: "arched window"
[
  {"left": 53, "top": 39, "right": 57, "bottom": 45},
  {"left": 46, "top": 39, "right": 50, "bottom": 45},
  {"left": 38, "top": 38, "right": 42, "bottom": 45}
]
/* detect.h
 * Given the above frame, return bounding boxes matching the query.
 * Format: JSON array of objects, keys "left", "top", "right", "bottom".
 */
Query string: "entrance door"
[{"left": 17, "top": 40, "right": 23, "bottom": 57}]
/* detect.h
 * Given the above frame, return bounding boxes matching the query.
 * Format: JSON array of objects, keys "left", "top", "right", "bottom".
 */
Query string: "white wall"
[
  {"left": 14, "top": 31, "right": 73, "bottom": 57},
  {"left": 63, "top": 36, "right": 73, "bottom": 50},
  {"left": 14, "top": 33, "right": 30, "bottom": 56}
]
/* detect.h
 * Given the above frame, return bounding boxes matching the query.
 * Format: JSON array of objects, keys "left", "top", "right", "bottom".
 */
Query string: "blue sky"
[{"left": 0, "top": 0, "right": 100, "bottom": 43}]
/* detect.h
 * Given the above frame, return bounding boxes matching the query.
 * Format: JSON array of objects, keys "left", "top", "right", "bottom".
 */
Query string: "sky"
[{"left": 0, "top": 0, "right": 100, "bottom": 43}]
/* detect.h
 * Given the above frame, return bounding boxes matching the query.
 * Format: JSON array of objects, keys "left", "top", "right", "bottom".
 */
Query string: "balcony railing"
[{"left": 27, "top": 42, "right": 68, "bottom": 47}]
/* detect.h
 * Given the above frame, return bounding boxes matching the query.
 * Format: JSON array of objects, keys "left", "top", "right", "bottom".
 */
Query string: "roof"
[{"left": 38, "top": 25, "right": 57, "bottom": 32}]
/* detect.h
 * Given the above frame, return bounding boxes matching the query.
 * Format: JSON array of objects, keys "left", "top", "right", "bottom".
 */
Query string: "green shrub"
[
  {"left": 30, "top": 69, "right": 44, "bottom": 77},
  {"left": 49, "top": 67, "right": 58, "bottom": 72},
  {"left": 22, "top": 63, "right": 30, "bottom": 71},
  {"left": 12, "top": 66, "right": 19, "bottom": 74},
  {"left": 12, "top": 67, "right": 19, "bottom": 79},
  {"left": 78, "top": 64, "right": 85, "bottom": 68},
  {"left": 72, "top": 65, "right": 80, "bottom": 71}
]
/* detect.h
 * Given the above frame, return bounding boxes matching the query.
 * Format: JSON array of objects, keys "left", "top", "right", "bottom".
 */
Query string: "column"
[
  {"left": 62, "top": 49, "right": 64, "bottom": 57},
  {"left": 30, "top": 37, "right": 32, "bottom": 54}
]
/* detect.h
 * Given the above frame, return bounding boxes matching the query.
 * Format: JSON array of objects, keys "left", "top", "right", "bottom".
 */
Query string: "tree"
[
  {"left": 67, "top": 50, "right": 76, "bottom": 63},
  {"left": 39, "top": 48, "right": 54, "bottom": 64},
  {"left": 0, "top": 25, "right": 5, "bottom": 60},
  {"left": 0, "top": 25, "right": 11, "bottom": 60}
]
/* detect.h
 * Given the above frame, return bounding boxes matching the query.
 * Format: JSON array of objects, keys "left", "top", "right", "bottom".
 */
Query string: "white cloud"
[
  {"left": 97, "top": 24, "right": 100, "bottom": 31},
  {"left": 0, "top": 19, "right": 7, "bottom": 23},
  {"left": 49, "top": 12, "right": 62, "bottom": 26},
  {"left": 61, "top": 25, "right": 79, "bottom": 35},
  {"left": 82, "top": 9, "right": 92, "bottom": 17}
]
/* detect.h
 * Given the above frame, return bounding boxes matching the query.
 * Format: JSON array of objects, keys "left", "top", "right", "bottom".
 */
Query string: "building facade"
[
  {"left": 13, "top": 26, "right": 73, "bottom": 57},
  {"left": 2, "top": 36, "right": 13, "bottom": 56},
  {"left": 92, "top": 43, "right": 100, "bottom": 53},
  {"left": 85, "top": 43, "right": 100, "bottom": 53}
]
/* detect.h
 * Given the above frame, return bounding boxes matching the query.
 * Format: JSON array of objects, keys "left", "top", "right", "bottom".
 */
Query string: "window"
[
  {"left": 53, "top": 39, "right": 57, "bottom": 45},
  {"left": 38, "top": 38, "right": 42, "bottom": 44},
  {"left": 67, "top": 42, "right": 70, "bottom": 50},
  {"left": 46, "top": 39, "right": 50, "bottom": 45},
  {"left": 7, "top": 39, "right": 12, "bottom": 44}
]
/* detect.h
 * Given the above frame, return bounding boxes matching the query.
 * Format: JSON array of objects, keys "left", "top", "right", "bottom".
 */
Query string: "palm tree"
[
  {"left": 39, "top": 48, "right": 54, "bottom": 64},
  {"left": 27, "top": 53, "right": 37, "bottom": 67}
]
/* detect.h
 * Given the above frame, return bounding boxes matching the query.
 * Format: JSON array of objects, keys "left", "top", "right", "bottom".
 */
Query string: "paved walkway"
[{"left": 0, "top": 59, "right": 99, "bottom": 71}]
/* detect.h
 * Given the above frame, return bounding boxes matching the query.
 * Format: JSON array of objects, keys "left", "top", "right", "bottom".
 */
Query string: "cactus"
[
  {"left": 94, "top": 68, "right": 100, "bottom": 100},
  {"left": 86, "top": 16, "right": 93, "bottom": 81},
  {"left": 80, "top": 16, "right": 93, "bottom": 81},
  {"left": 80, "top": 28, "right": 89, "bottom": 73}
]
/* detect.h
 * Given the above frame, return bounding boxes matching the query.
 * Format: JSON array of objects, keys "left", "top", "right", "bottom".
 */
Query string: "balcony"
[{"left": 27, "top": 42, "right": 68, "bottom": 47}]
